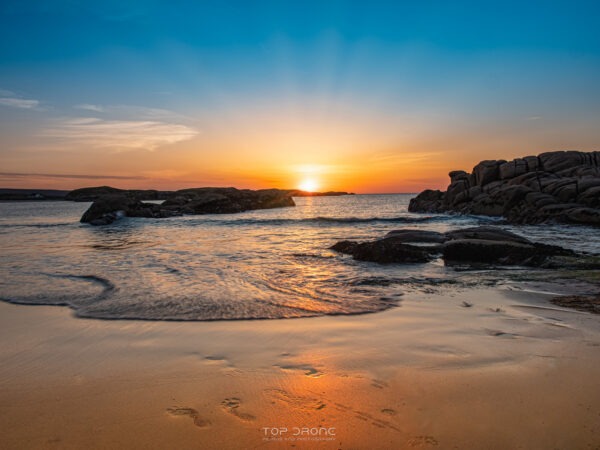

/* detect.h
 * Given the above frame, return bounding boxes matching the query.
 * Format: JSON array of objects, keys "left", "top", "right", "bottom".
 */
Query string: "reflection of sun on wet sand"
[{"left": 0, "top": 285, "right": 599, "bottom": 449}]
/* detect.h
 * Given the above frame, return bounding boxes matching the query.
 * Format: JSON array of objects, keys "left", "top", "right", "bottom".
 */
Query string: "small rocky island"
[
  {"left": 78, "top": 187, "right": 297, "bottom": 225},
  {"left": 409, "top": 150, "right": 600, "bottom": 226}
]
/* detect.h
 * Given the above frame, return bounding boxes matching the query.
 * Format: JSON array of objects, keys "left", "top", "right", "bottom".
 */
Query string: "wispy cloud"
[
  {"left": 0, "top": 90, "right": 42, "bottom": 110},
  {"left": 42, "top": 117, "right": 198, "bottom": 151},
  {"left": 74, "top": 103, "right": 105, "bottom": 113},
  {"left": 0, "top": 172, "right": 148, "bottom": 180},
  {"left": 73, "top": 103, "right": 188, "bottom": 121},
  {"left": 367, "top": 151, "right": 443, "bottom": 166}
]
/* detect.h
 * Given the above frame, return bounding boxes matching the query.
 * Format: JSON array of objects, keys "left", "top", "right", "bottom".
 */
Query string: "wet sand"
[{"left": 1, "top": 286, "right": 599, "bottom": 449}]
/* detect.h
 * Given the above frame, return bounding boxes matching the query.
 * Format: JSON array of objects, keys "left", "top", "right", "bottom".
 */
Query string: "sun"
[{"left": 298, "top": 178, "right": 319, "bottom": 192}]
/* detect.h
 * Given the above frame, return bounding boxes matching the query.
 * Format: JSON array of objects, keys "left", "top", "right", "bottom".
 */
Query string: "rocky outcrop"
[
  {"left": 409, "top": 150, "right": 600, "bottom": 226},
  {"left": 66, "top": 186, "right": 170, "bottom": 202},
  {"left": 161, "top": 188, "right": 295, "bottom": 214},
  {"left": 330, "top": 238, "right": 436, "bottom": 263},
  {"left": 330, "top": 226, "right": 575, "bottom": 266},
  {"left": 79, "top": 195, "right": 179, "bottom": 225},
  {"left": 80, "top": 188, "right": 296, "bottom": 225}
]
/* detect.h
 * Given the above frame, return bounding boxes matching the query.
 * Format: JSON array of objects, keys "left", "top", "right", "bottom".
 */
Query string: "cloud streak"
[
  {"left": 0, "top": 172, "right": 149, "bottom": 180},
  {"left": 0, "top": 95, "right": 41, "bottom": 110},
  {"left": 42, "top": 117, "right": 198, "bottom": 151},
  {"left": 74, "top": 103, "right": 105, "bottom": 112}
]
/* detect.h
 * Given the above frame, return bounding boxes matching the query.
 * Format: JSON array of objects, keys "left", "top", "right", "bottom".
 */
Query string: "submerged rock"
[{"left": 409, "top": 150, "right": 600, "bottom": 226}]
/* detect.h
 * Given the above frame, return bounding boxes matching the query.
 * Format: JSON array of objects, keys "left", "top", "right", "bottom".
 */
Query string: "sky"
[{"left": 1, "top": 0, "right": 599, "bottom": 193}]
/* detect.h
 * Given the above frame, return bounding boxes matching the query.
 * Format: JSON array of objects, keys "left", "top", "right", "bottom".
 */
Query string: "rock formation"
[
  {"left": 66, "top": 186, "right": 169, "bottom": 202},
  {"left": 80, "top": 188, "right": 295, "bottom": 225},
  {"left": 409, "top": 151, "right": 600, "bottom": 226},
  {"left": 330, "top": 226, "right": 578, "bottom": 267}
]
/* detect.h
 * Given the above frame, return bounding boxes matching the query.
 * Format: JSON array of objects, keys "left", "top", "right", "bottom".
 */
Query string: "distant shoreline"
[{"left": 0, "top": 187, "right": 418, "bottom": 201}]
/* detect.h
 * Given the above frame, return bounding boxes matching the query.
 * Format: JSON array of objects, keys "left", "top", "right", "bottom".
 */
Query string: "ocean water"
[{"left": 0, "top": 194, "right": 598, "bottom": 321}]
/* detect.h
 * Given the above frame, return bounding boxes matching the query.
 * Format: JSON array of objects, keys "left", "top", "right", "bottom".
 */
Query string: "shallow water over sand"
[{"left": 1, "top": 195, "right": 599, "bottom": 320}]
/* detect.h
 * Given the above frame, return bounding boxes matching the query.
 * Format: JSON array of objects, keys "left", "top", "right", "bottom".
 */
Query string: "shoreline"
[{"left": 1, "top": 285, "right": 599, "bottom": 449}]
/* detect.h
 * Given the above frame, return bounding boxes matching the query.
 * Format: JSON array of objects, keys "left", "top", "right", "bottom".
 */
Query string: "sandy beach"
[
  {"left": 2, "top": 0, "right": 600, "bottom": 448},
  {"left": 1, "top": 285, "right": 599, "bottom": 449}
]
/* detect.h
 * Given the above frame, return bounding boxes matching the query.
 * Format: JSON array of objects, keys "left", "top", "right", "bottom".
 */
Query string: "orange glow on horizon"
[
  {"left": 298, "top": 178, "right": 319, "bottom": 192},
  {"left": 0, "top": 105, "right": 512, "bottom": 194}
]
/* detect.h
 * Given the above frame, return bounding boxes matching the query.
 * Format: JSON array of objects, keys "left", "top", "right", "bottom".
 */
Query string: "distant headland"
[{"left": 0, "top": 186, "right": 354, "bottom": 202}]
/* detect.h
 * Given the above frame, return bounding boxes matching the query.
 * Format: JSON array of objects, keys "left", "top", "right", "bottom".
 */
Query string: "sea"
[{"left": 1, "top": 194, "right": 598, "bottom": 321}]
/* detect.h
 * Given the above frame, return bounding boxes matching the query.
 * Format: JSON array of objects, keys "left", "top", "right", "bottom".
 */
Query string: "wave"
[
  {"left": 0, "top": 221, "right": 73, "bottom": 228},
  {"left": 190, "top": 214, "right": 496, "bottom": 227}
]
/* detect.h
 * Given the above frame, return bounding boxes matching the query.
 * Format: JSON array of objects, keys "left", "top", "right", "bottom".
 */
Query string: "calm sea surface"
[{"left": 1, "top": 194, "right": 598, "bottom": 320}]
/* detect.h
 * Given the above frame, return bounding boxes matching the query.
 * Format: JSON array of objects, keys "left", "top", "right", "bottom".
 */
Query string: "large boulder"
[
  {"left": 444, "top": 226, "right": 530, "bottom": 244},
  {"left": 409, "top": 150, "right": 600, "bottom": 226},
  {"left": 330, "top": 237, "right": 437, "bottom": 263},
  {"left": 408, "top": 189, "right": 445, "bottom": 213},
  {"left": 472, "top": 160, "right": 506, "bottom": 186},
  {"left": 384, "top": 229, "right": 448, "bottom": 243},
  {"left": 80, "top": 195, "right": 151, "bottom": 225},
  {"left": 442, "top": 239, "right": 539, "bottom": 265}
]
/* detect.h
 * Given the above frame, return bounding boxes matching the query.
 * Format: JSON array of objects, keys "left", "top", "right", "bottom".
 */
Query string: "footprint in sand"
[
  {"left": 221, "top": 397, "right": 256, "bottom": 422},
  {"left": 265, "top": 388, "right": 326, "bottom": 411},
  {"left": 274, "top": 363, "right": 325, "bottom": 378},
  {"left": 407, "top": 435, "right": 438, "bottom": 447},
  {"left": 485, "top": 328, "right": 518, "bottom": 338},
  {"left": 354, "top": 410, "right": 401, "bottom": 432},
  {"left": 333, "top": 402, "right": 401, "bottom": 432},
  {"left": 166, "top": 407, "right": 210, "bottom": 428},
  {"left": 371, "top": 379, "right": 389, "bottom": 389}
]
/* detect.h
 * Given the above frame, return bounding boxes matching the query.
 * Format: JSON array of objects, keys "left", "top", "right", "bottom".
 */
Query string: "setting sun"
[{"left": 298, "top": 178, "right": 319, "bottom": 192}]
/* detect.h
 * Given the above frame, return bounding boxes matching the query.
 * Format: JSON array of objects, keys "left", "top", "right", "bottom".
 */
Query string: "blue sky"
[{"left": 1, "top": 1, "right": 599, "bottom": 191}]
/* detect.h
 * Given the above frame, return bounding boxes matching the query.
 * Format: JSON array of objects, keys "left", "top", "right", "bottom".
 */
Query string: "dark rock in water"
[
  {"left": 161, "top": 188, "right": 295, "bottom": 214},
  {"left": 330, "top": 237, "right": 437, "bottom": 263},
  {"left": 80, "top": 195, "right": 147, "bottom": 225},
  {"left": 409, "top": 150, "right": 600, "bottom": 226},
  {"left": 384, "top": 229, "right": 448, "bottom": 243},
  {"left": 407, "top": 189, "right": 444, "bottom": 213},
  {"left": 80, "top": 188, "right": 295, "bottom": 225},
  {"left": 330, "top": 240, "right": 359, "bottom": 254},
  {"left": 331, "top": 225, "right": 575, "bottom": 267},
  {"left": 444, "top": 226, "right": 530, "bottom": 244},
  {"left": 442, "top": 239, "right": 567, "bottom": 266}
]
